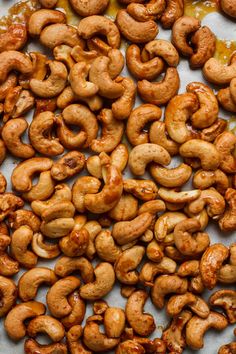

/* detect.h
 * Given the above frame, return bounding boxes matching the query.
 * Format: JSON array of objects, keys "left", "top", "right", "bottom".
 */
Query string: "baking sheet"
[{"left": 0, "top": 0, "right": 235, "bottom": 353}]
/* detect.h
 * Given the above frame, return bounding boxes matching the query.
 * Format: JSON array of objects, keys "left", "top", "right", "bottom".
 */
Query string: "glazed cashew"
[
  {"left": 109, "top": 193, "right": 138, "bottom": 221},
  {"left": 126, "top": 104, "right": 162, "bottom": 146},
  {"left": 115, "top": 246, "right": 145, "bottom": 284},
  {"left": 0, "top": 193, "right": 24, "bottom": 221},
  {"left": 126, "top": 0, "right": 165, "bottom": 21},
  {"left": 165, "top": 92, "right": 199, "bottom": 144},
  {"left": 27, "top": 315, "right": 65, "bottom": 342},
  {"left": 29, "top": 111, "right": 64, "bottom": 156},
  {"left": 0, "top": 276, "right": 17, "bottom": 317},
  {"left": 203, "top": 54, "right": 236, "bottom": 85},
  {"left": 150, "top": 163, "right": 192, "bottom": 187},
  {"left": 24, "top": 339, "right": 67, "bottom": 354},
  {"left": 116, "top": 340, "right": 145, "bottom": 354},
  {"left": 70, "top": 0, "right": 109, "bottom": 15},
  {"left": 0, "top": 51, "right": 33, "bottom": 84},
  {"left": 126, "top": 290, "right": 155, "bottom": 336},
  {"left": 18, "top": 267, "right": 58, "bottom": 301},
  {"left": 32, "top": 233, "right": 60, "bottom": 259},
  {"left": 217, "top": 87, "right": 236, "bottom": 113},
  {"left": 95, "top": 230, "right": 122, "bottom": 263},
  {"left": 90, "top": 109, "right": 124, "bottom": 153},
  {"left": 219, "top": 188, "right": 236, "bottom": 232},
  {"left": 180, "top": 140, "right": 220, "bottom": 170},
  {"left": 158, "top": 188, "right": 200, "bottom": 204},
  {"left": 0, "top": 73, "right": 17, "bottom": 101},
  {"left": 138, "top": 68, "right": 180, "bottom": 105},
  {"left": 214, "top": 131, "right": 236, "bottom": 173},
  {"left": 138, "top": 199, "right": 166, "bottom": 215},
  {"left": 210, "top": 289, "right": 236, "bottom": 324},
  {"left": 201, "top": 118, "right": 227, "bottom": 142},
  {"left": 139, "top": 257, "right": 177, "bottom": 285},
  {"left": 161, "top": 0, "right": 184, "bottom": 28},
  {"left": 47, "top": 276, "right": 81, "bottom": 318},
  {"left": 2, "top": 118, "right": 35, "bottom": 159},
  {"left": 116, "top": 9, "right": 158, "bottom": 43},
  {"left": 193, "top": 169, "right": 229, "bottom": 195},
  {"left": 72, "top": 176, "right": 101, "bottom": 213},
  {"left": 0, "top": 24, "right": 27, "bottom": 52},
  {"left": 62, "top": 290, "right": 86, "bottom": 329},
  {"left": 54, "top": 256, "right": 94, "bottom": 283},
  {"left": 4, "top": 301, "right": 46, "bottom": 341},
  {"left": 8, "top": 209, "right": 40, "bottom": 233},
  {"left": 217, "top": 243, "right": 236, "bottom": 284},
  {"left": 154, "top": 211, "right": 187, "bottom": 241},
  {"left": 167, "top": 292, "right": 210, "bottom": 318},
  {"left": 112, "top": 77, "right": 136, "bottom": 120},
  {"left": 190, "top": 26, "right": 216, "bottom": 68},
  {"left": 28, "top": 9, "right": 66, "bottom": 36},
  {"left": 149, "top": 121, "right": 179, "bottom": 156},
  {"left": 186, "top": 312, "right": 228, "bottom": 349},
  {"left": 40, "top": 23, "right": 85, "bottom": 48},
  {"left": 110, "top": 144, "right": 129, "bottom": 172},
  {"left": 11, "top": 157, "right": 53, "bottom": 192},
  {"left": 80, "top": 262, "right": 115, "bottom": 300},
  {"left": 67, "top": 325, "right": 92, "bottom": 354},
  {"left": 39, "top": 0, "right": 58, "bottom": 7},
  {"left": 104, "top": 307, "right": 126, "bottom": 338},
  {"left": 220, "top": 0, "right": 236, "bottom": 17},
  {"left": 129, "top": 143, "right": 171, "bottom": 176},
  {"left": 0, "top": 235, "right": 19, "bottom": 277},
  {"left": 69, "top": 62, "right": 98, "bottom": 98},
  {"left": 172, "top": 16, "right": 200, "bottom": 56},
  {"left": 59, "top": 227, "right": 89, "bottom": 257}
]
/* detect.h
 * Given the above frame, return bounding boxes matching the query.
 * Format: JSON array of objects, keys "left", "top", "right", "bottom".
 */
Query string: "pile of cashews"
[{"left": 0, "top": 0, "right": 236, "bottom": 353}]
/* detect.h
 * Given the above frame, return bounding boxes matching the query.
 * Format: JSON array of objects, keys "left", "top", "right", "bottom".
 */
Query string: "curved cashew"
[
  {"left": 203, "top": 54, "right": 236, "bottom": 85},
  {"left": 154, "top": 211, "right": 187, "bottom": 241},
  {"left": 172, "top": 16, "right": 200, "bottom": 56},
  {"left": 116, "top": 340, "right": 145, "bottom": 354},
  {"left": 72, "top": 176, "right": 101, "bottom": 213},
  {"left": 144, "top": 39, "right": 179, "bottom": 67},
  {"left": 80, "top": 262, "right": 115, "bottom": 300},
  {"left": 109, "top": 193, "right": 138, "bottom": 221},
  {"left": 8, "top": 209, "right": 40, "bottom": 232},
  {"left": 219, "top": 188, "right": 236, "bottom": 232},
  {"left": 27, "top": 315, "right": 65, "bottom": 342},
  {"left": 110, "top": 144, "right": 129, "bottom": 172},
  {"left": 160, "top": 0, "right": 184, "bottom": 28},
  {"left": 62, "top": 290, "right": 85, "bottom": 329},
  {"left": 167, "top": 292, "right": 210, "bottom": 318},
  {"left": 18, "top": 267, "right": 58, "bottom": 301},
  {"left": 70, "top": 0, "right": 109, "bottom": 16},
  {"left": 116, "top": 9, "right": 158, "bottom": 43},
  {"left": 214, "top": 131, "right": 236, "bottom": 173},
  {"left": 0, "top": 24, "right": 27, "bottom": 52},
  {"left": 123, "top": 179, "right": 158, "bottom": 201},
  {"left": 28, "top": 9, "right": 66, "bottom": 36},
  {"left": 22, "top": 171, "right": 55, "bottom": 202},
  {"left": 220, "top": 0, "right": 236, "bottom": 17},
  {"left": 217, "top": 87, "right": 236, "bottom": 113},
  {"left": 51, "top": 151, "right": 85, "bottom": 181},
  {"left": 54, "top": 256, "right": 94, "bottom": 283},
  {"left": 32, "top": 233, "right": 60, "bottom": 259},
  {"left": 95, "top": 230, "right": 122, "bottom": 263},
  {"left": 126, "top": 0, "right": 165, "bottom": 21},
  {"left": 59, "top": 227, "right": 89, "bottom": 257},
  {"left": 186, "top": 311, "right": 228, "bottom": 349},
  {"left": 190, "top": 26, "right": 216, "bottom": 68},
  {"left": 24, "top": 339, "right": 67, "bottom": 354},
  {"left": 217, "top": 243, "right": 236, "bottom": 284},
  {"left": 112, "top": 77, "right": 136, "bottom": 120},
  {"left": 139, "top": 257, "right": 177, "bottom": 285},
  {"left": 193, "top": 169, "right": 229, "bottom": 195},
  {"left": 138, "top": 68, "right": 180, "bottom": 105},
  {"left": 115, "top": 246, "right": 145, "bottom": 284},
  {"left": 201, "top": 118, "right": 227, "bottom": 142},
  {"left": 40, "top": 23, "right": 85, "bottom": 48},
  {"left": 66, "top": 325, "right": 92, "bottom": 354},
  {"left": 0, "top": 73, "right": 17, "bottom": 101},
  {"left": 4, "top": 301, "right": 45, "bottom": 341},
  {"left": 210, "top": 289, "right": 236, "bottom": 325},
  {"left": 158, "top": 188, "right": 200, "bottom": 204},
  {"left": 149, "top": 121, "right": 179, "bottom": 156},
  {"left": 0, "top": 276, "right": 17, "bottom": 317},
  {"left": 150, "top": 163, "right": 192, "bottom": 188},
  {"left": 0, "top": 193, "right": 24, "bottom": 222},
  {"left": 2, "top": 118, "right": 35, "bottom": 159},
  {"left": 126, "top": 104, "right": 162, "bottom": 146},
  {"left": 69, "top": 62, "right": 98, "bottom": 98},
  {"left": 0, "top": 51, "right": 33, "bottom": 84},
  {"left": 180, "top": 139, "right": 220, "bottom": 170}
]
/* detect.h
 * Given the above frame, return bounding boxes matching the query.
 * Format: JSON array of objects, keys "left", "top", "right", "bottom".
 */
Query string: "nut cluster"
[{"left": 0, "top": 0, "right": 235, "bottom": 353}]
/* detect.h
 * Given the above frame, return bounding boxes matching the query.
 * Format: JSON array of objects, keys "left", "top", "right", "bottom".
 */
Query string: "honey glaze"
[
  {"left": 227, "top": 117, "right": 236, "bottom": 134},
  {"left": 0, "top": 0, "right": 39, "bottom": 34},
  {"left": 214, "top": 38, "right": 236, "bottom": 64},
  {"left": 106, "top": 0, "right": 124, "bottom": 18},
  {"left": 184, "top": 0, "right": 219, "bottom": 20},
  {"left": 57, "top": 0, "right": 80, "bottom": 25}
]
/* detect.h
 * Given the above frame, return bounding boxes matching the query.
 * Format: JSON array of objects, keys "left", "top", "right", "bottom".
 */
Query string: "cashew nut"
[
  {"left": 28, "top": 9, "right": 66, "bottom": 36},
  {"left": 27, "top": 315, "right": 65, "bottom": 342},
  {"left": 51, "top": 151, "right": 85, "bottom": 181},
  {"left": 214, "top": 131, "right": 236, "bottom": 173}
]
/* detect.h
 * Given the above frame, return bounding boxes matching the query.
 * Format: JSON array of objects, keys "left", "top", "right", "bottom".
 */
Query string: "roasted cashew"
[
  {"left": 54, "top": 256, "right": 94, "bottom": 283},
  {"left": 165, "top": 92, "right": 199, "bottom": 144},
  {"left": 59, "top": 228, "right": 89, "bottom": 257},
  {"left": 126, "top": 0, "right": 165, "bottom": 21},
  {"left": 0, "top": 51, "right": 33, "bottom": 84},
  {"left": 116, "top": 340, "right": 145, "bottom": 354},
  {"left": 203, "top": 53, "right": 236, "bottom": 85},
  {"left": 139, "top": 257, "right": 177, "bottom": 285},
  {"left": 138, "top": 200, "right": 166, "bottom": 216},
  {"left": 115, "top": 245, "right": 145, "bottom": 284},
  {"left": 4, "top": 301, "right": 46, "bottom": 341},
  {"left": 11, "top": 157, "right": 53, "bottom": 193},
  {"left": 0, "top": 73, "right": 17, "bottom": 102},
  {"left": 69, "top": 62, "right": 98, "bottom": 98},
  {"left": 62, "top": 290, "right": 86, "bottom": 329},
  {"left": 220, "top": 0, "right": 236, "bottom": 17},
  {"left": 40, "top": 23, "right": 85, "bottom": 48},
  {"left": 116, "top": 9, "right": 158, "bottom": 43},
  {"left": 160, "top": 0, "right": 184, "bottom": 28},
  {"left": 86, "top": 155, "right": 103, "bottom": 179},
  {"left": 109, "top": 193, "right": 138, "bottom": 221},
  {"left": 186, "top": 312, "right": 228, "bottom": 349},
  {"left": 138, "top": 68, "right": 180, "bottom": 105},
  {"left": 154, "top": 211, "right": 187, "bottom": 241},
  {"left": 0, "top": 234, "right": 19, "bottom": 277},
  {"left": 0, "top": 193, "right": 24, "bottom": 221},
  {"left": 217, "top": 243, "right": 236, "bottom": 284},
  {"left": 210, "top": 289, "right": 236, "bottom": 324},
  {"left": 217, "top": 87, "right": 236, "bottom": 113},
  {"left": 24, "top": 339, "right": 67, "bottom": 354},
  {"left": 27, "top": 315, "right": 65, "bottom": 342},
  {"left": 0, "top": 276, "right": 17, "bottom": 317},
  {"left": 193, "top": 169, "right": 229, "bottom": 195},
  {"left": 167, "top": 292, "right": 210, "bottom": 318},
  {"left": 70, "top": 0, "right": 109, "bottom": 16},
  {"left": 190, "top": 26, "right": 216, "bottom": 68},
  {"left": 201, "top": 118, "right": 227, "bottom": 142},
  {"left": 11, "top": 225, "right": 37, "bottom": 269},
  {"left": 95, "top": 230, "right": 122, "bottom": 263},
  {"left": 144, "top": 39, "right": 179, "bottom": 67},
  {"left": 110, "top": 144, "right": 129, "bottom": 172},
  {"left": 219, "top": 188, "right": 236, "bottom": 232},
  {"left": 2, "top": 118, "right": 35, "bottom": 159},
  {"left": 126, "top": 104, "right": 162, "bottom": 146},
  {"left": 40, "top": 218, "right": 75, "bottom": 238},
  {"left": 0, "top": 24, "right": 27, "bottom": 52},
  {"left": 90, "top": 109, "right": 124, "bottom": 153},
  {"left": 112, "top": 77, "right": 136, "bottom": 120},
  {"left": 214, "top": 131, "right": 236, "bottom": 173},
  {"left": 0, "top": 139, "right": 6, "bottom": 166},
  {"left": 0, "top": 173, "right": 6, "bottom": 193},
  {"left": 47, "top": 276, "right": 81, "bottom": 318},
  {"left": 123, "top": 179, "right": 158, "bottom": 201},
  {"left": 32, "top": 233, "right": 60, "bottom": 259},
  {"left": 180, "top": 139, "right": 220, "bottom": 171},
  {"left": 66, "top": 325, "right": 92, "bottom": 354},
  {"left": 39, "top": 0, "right": 58, "bottom": 8},
  {"left": 29, "top": 111, "right": 64, "bottom": 156},
  {"left": 18, "top": 267, "right": 58, "bottom": 301},
  {"left": 172, "top": 16, "right": 200, "bottom": 56},
  {"left": 8, "top": 209, "right": 40, "bottom": 233},
  {"left": 80, "top": 262, "right": 115, "bottom": 300},
  {"left": 72, "top": 176, "right": 101, "bottom": 213},
  {"left": 149, "top": 121, "right": 179, "bottom": 156},
  {"left": 126, "top": 290, "right": 155, "bottom": 336},
  {"left": 51, "top": 151, "right": 85, "bottom": 181},
  {"left": 28, "top": 9, "right": 66, "bottom": 36},
  {"left": 158, "top": 187, "right": 200, "bottom": 204},
  {"left": 150, "top": 163, "right": 192, "bottom": 188},
  {"left": 103, "top": 307, "right": 125, "bottom": 338}
]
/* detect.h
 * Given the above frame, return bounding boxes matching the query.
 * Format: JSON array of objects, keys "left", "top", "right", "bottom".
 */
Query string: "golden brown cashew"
[
  {"left": 27, "top": 315, "right": 65, "bottom": 342},
  {"left": 51, "top": 151, "right": 85, "bottom": 181},
  {"left": 200, "top": 243, "right": 229, "bottom": 289},
  {"left": 201, "top": 118, "right": 227, "bottom": 142},
  {"left": 11, "top": 226, "right": 38, "bottom": 269},
  {"left": 203, "top": 54, "right": 236, "bottom": 85},
  {"left": 0, "top": 51, "right": 33, "bottom": 84},
  {"left": 150, "top": 163, "right": 192, "bottom": 187},
  {"left": 129, "top": 143, "right": 171, "bottom": 176},
  {"left": 54, "top": 256, "right": 94, "bottom": 283},
  {"left": 40, "top": 23, "right": 85, "bottom": 48},
  {"left": 165, "top": 92, "right": 199, "bottom": 144},
  {"left": 86, "top": 155, "right": 103, "bottom": 179},
  {"left": 126, "top": 290, "right": 156, "bottom": 336},
  {"left": 187, "top": 188, "right": 226, "bottom": 218},
  {"left": 78, "top": 15, "right": 120, "bottom": 48},
  {"left": 0, "top": 276, "right": 17, "bottom": 317},
  {"left": 138, "top": 68, "right": 180, "bottom": 105},
  {"left": 218, "top": 341, "right": 236, "bottom": 354},
  {"left": 59, "top": 228, "right": 89, "bottom": 257},
  {"left": 24, "top": 339, "right": 67, "bottom": 354},
  {"left": 161, "top": 0, "right": 184, "bottom": 28},
  {"left": 214, "top": 131, "right": 236, "bottom": 173},
  {"left": 22, "top": 171, "right": 55, "bottom": 202},
  {"left": 126, "top": 0, "right": 165, "bottom": 21},
  {"left": 116, "top": 340, "right": 145, "bottom": 354},
  {"left": 30, "top": 61, "right": 67, "bottom": 98},
  {"left": 0, "top": 193, "right": 24, "bottom": 222},
  {"left": 0, "top": 73, "right": 17, "bottom": 101},
  {"left": 217, "top": 87, "right": 236, "bottom": 113},
  {"left": 70, "top": 0, "right": 109, "bottom": 15},
  {"left": 219, "top": 188, "right": 236, "bottom": 232},
  {"left": 154, "top": 211, "right": 187, "bottom": 241},
  {"left": 72, "top": 176, "right": 101, "bottom": 213},
  {"left": 193, "top": 169, "right": 229, "bottom": 195},
  {"left": 1, "top": 118, "right": 35, "bottom": 159},
  {"left": 220, "top": 0, "right": 236, "bottom": 17},
  {"left": 53, "top": 44, "right": 75, "bottom": 70},
  {"left": 115, "top": 246, "right": 145, "bottom": 284},
  {"left": 112, "top": 212, "right": 153, "bottom": 245},
  {"left": 217, "top": 243, "right": 236, "bottom": 284},
  {"left": 186, "top": 312, "right": 228, "bottom": 349},
  {"left": 104, "top": 307, "right": 125, "bottom": 338},
  {"left": 144, "top": 39, "right": 180, "bottom": 67},
  {"left": 62, "top": 290, "right": 85, "bottom": 329},
  {"left": 18, "top": 267, "right": 58, "bottom": 301},
  {"left": 123, "top": 179, "right": 158, "bottom": 201},
  {"left": 149, "top": 121, "right": 179, "bottom": 156},
  {"left": 39, "top": 0, "right": 58, "bottom": 8},
  {"left": 110, "top": 144, "right": 129, "bottom": 172},
  {"left": 93, "top": 300, "right": 109, "bottom": 315},
  {"left": 190, "top": 26, "right": 216, "bottom": 68},
  {"left": 80, "top": 262, "right": 115, "bottom": 300},
  {"left": 47, "top": 276, "right": 81, "bottom": 318},
  {"left": 32, "top": 233, "right": 60, "bottom": 259},
  {"left": 90, "top": 109, "right": 124, "bottom": 153},
  {"left": 83, "top": 317, "right": 120, "bottom": 352},
  {"left": 0, "top": 236, "right": 19, "bottom": 277},
  {"left": 158, "top": 188, "right": 200, "bottom": 204},
  {"left": 126, "top": 44, "right": 164, "bottom": 80},
  {"left": 0, "top": 24, "right": 27, "bottom": 52},
  {"left": 69, "top": 62, "right": 98, "bottom": 98},
  {"left": 109, "top": 193, "right": 138, "bottom": 221},
  {"left": 4, "top": 301, "right": 46, "bottom": 341},
  {"left": 95, "top": 229, "right": 122, "bottom": 263},
  {"left": 67, "top": 325, "right": 92, "bottom": 354},
  {"left": 11, "top": 157, "right": 53, "bottom": 193},
  {"left": 28, "top": 9, "right": 66, "bottom": 36},
  {"left": 116, "top": 9, "right": 158, "bottom": 43},
  {"left": 8, "top": 209, "right": 40, "bottom": 233},
  {"left": 180, "top": 139, "right": 220, "bottom": 170},
  {"left": 29, "top": 111, "right": 64, "bottom": 156},
  {"left": 139, "top": 257, "right": 177, "bottom": 285},
  {"left": 186, "top": 82, "right": 218, "bottom": 129},
  {"left": 172, "top": 16, "right": 200, "bottom": 56},
  {"left": 167, "top": 292, "right": 210, "bottom": 318},
  {"left": 126, "top": 104, "right": 162, "bottom": 146},
  {"left": 40, "top": 218, "right": 75, "bottom": 238},
  {"left": 0, "top": 173, "right": 6, "bottom": 193},
  {"left": 112, "top": 77, "right": 136, "bottom": 120},
  {"left": 210, "top": 289, "right": 236, "bottom": 325}
]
